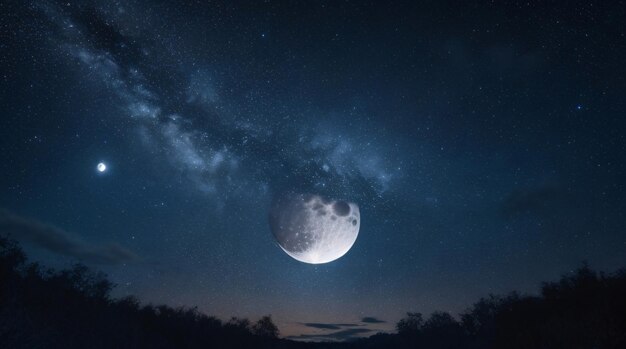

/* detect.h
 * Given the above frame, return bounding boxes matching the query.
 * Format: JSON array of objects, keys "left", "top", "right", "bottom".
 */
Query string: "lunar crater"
[{"left": 333, "top": 201, "right": 351, "bottom": 216}]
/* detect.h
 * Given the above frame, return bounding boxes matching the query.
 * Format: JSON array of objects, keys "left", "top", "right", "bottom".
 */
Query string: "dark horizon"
[
  {"left": 2, "top": 235, "right": 626, "bottom": 347},
  {"left": 2, "top": 0, "right": 626, "bottom": 344}
]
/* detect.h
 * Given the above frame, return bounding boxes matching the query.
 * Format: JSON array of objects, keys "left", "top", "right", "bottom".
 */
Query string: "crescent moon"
[{"left": 269, "top": 193, "right": 360, "bottom": 264}]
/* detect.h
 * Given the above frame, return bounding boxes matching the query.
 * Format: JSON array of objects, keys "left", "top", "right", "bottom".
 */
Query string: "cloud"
[
  {"left": 301, "top": 323, "right": 359, "bottom": 330},
  {"left": 287, "top": 328, "right": 373, "bottom": 342},
  {"left": 293, "top": 321, "right": 385, "bottom": 341},
  {"left": 0, "top": 210, "right": 138, "bottom": 265},
  {"left": 361, "top": 317, "right": 386, "bottom": 324}
]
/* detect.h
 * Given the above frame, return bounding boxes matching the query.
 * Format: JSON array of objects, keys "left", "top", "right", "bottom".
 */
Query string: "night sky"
[{"left": 2, "top": 0, "right": 626, "bottom": 341}]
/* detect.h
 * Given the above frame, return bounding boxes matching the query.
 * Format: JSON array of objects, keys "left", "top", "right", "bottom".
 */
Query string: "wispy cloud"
[
  {"left": 361, "top": 317, "right": 386, "bottom": 324},
  {"left": 287, "top": 328, "right": 373, "bottom": 342},
  {"left": 292, "top": 319, "right": 386, "bottom": 342},
  {"left": 0, "top": 210, "right": 138, "bottom": 265},
  {"left": 301, "top": 323, "right": 359, "bottom": 330}
]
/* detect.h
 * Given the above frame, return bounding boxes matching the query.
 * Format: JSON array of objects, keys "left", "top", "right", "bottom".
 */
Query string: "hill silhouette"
[{"left": 1, "top": 235, "right": 625, "bottom": 348}]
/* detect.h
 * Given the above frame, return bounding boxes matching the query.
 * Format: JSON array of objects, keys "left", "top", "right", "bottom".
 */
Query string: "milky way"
[
  {"left": 37, "top": 0, "right": 398, "bottom": 203},
  {"left": 2, "top": 0, "right": 625, "bottom": 341}
]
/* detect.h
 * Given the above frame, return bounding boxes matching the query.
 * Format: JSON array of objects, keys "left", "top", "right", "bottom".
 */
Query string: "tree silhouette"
[
  {"left": 421, "top": 312, "right": 463, "bottom": 349},
  {"left": 396, "top": 312, "right": 423, "bottom": 336},
  {"left": 253, "top": 315, "right": 279, "bottom": 338},
  {"left": 2, "top": 234, "right": 626, "bottom": 349}
]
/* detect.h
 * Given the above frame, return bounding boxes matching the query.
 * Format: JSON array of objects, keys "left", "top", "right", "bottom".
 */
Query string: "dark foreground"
[{"left": 1, "top": 235, "right": 625, "bottom": 349}]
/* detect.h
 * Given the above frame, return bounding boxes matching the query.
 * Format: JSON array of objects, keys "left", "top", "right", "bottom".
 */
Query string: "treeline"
[
  {"left": 0, "top": 236, "right": 297, "bottom": 349},
  {"left": 346, "top": 265, "right": 626, "bottom": 349},
  {"left": 2, "top": 235, "right": 626, "bottom": 348}
]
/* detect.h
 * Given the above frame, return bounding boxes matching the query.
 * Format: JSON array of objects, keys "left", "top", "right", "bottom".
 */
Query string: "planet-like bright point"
[
  {"left": 97, "top": 162, "right": 107, "bottom": 172},
  {"left": 269, "top": 193, "right": 360, "bottom": 264}
]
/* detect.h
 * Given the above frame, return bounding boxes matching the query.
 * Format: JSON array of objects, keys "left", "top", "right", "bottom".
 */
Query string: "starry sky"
[{"left": 2, "top": 0, "right": 626, "bottom": 341}]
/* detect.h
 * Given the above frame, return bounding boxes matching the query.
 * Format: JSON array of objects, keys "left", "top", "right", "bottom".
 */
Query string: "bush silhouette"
[
  {"left": 254, "top": 315, "right": 280, "bottom": 338},
  {"left": 2, "top": 234, "right": 626, "bottom": 349}
]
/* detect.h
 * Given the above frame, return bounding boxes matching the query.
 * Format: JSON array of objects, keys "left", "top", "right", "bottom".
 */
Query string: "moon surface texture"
[
  {"left": 97, "top": 162, "right": 106, "bottom": 172},
  {"left": 269, "top": 193, "right": 360, "bottom": 264}
]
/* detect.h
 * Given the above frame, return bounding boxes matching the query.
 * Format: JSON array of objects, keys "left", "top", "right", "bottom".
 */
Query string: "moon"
[
  {"left": 97, "top": 162, "right": 107, "bottom": 172},
  {"left": 269, "top": 193, "right": 360, "bottom": 264}
]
